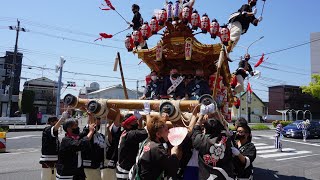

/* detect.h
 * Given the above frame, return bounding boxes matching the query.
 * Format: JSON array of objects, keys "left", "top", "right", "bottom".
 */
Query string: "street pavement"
[
  {"left": 1, "top": 129, "right": 320, "bottom": 180},
  {"left": 252, "top": 130, "right": 320, "bottom": 180}
]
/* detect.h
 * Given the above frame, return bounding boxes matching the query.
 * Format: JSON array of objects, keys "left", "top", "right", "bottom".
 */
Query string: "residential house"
[
  {"left": 88, "top": 84, "right": 143, "bottom": 99},
  {"left": 23, "top": 77, "right": 58, "bottom": 123},
  {"left": 78, "top": 82, "right": 100, "bottom": 98},
  {"left": 232, "top": 91, "right": 267, "bottom": 123}
]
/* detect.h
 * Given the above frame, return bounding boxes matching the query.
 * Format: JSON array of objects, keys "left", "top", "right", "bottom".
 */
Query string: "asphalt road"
[
  {"left": 252, "top": 130, "right": 320, "bottom": 180},
  {"left": 1, "top": 130, "right": 320, "bottom": 180}
]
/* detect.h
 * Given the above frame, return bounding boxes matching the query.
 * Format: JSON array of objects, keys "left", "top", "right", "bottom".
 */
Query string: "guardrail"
[{"left": 0, "top": 117, "right": 27, "bottom": 125}]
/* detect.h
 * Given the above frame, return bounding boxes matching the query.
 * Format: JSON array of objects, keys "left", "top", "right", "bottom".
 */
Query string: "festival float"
[{"left": 64, "top": 0, "right": 266, "bottom": 127}]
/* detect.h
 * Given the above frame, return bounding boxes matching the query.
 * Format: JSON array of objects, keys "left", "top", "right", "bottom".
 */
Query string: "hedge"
[
  {"left": 0, "top": 125, "right": 9, "bottom": 132},
  {"left": 272, "top": 120, "right": 293, "bottom": 128},
  {"left": 229, "top": 124, "right": 270, "bottom": 131},
  {"left": 251, "top": 124, "right": 270, "bottom": 130}
]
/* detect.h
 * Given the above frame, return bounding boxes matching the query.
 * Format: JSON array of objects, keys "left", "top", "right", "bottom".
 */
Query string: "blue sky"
[{"left": 1, "top": 0, "right": 319, "bottom": 102}]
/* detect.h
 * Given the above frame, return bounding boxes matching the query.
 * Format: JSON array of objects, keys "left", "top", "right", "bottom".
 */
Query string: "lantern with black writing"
[
  {"left": 125, "top": 34, "right": 134, "bottom": 52},
  {"left": 150, "top": 16, "right": 159, "bottom": 34},
  {"left": 210, "top": 19, "right": 220, "bottom": 39},
  {"left": 190, "top": 10, "right": 200, "bottom": 30},
  {"left": 200, "top": 13, "right": 210, "bottom": 33}
]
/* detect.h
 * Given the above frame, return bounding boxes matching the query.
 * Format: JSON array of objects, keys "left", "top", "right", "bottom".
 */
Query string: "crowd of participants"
[{"left": 40, "top": 102, "right": 257, "bottom": 180}]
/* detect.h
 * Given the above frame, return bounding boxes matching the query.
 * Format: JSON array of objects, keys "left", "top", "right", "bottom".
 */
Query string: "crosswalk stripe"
[
  {"left": 252, "top": 137, "right": 261, "bottom": 140},
  {"left": 253, "top": 143, "right": 268, "bottom": 146},
  {"left": 7, "top": 135, "right": 41, "bottom": 140},
  {"left": 275, "top": 154, "right": 320, "bottom": 161},
  {"left": 257, "top": 148, "right": 295, "bottom": 154},
  {"left": 259, "top": 151, "right": 311, "bottom": 158},
  {"left": 256, "top": 145, "right": 275, "bottom": 150}
]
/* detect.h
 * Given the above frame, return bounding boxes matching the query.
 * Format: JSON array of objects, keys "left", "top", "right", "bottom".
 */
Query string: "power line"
[
  {"left": 21, "top": 69, "right": 139, "bottom": 83},
  {"left": 21, "top": 63, "right": 142, "bottom": 81},
  {"left": 19, "top": 48, "right": 138, "bottom": 67},
  {"left": 0, "top": 16, "right": 126, "bottom": 43},
  {"left": 231, "top": 57, "right": 309, "bottom": 76},
  {"left": 28, "top": 30, "right": 126, "bottom": 50}
]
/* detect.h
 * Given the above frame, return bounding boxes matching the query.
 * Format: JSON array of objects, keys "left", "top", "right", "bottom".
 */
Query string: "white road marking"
[
  {"left": 281, "top": 139, "right": 320, "bottom": 147},
  {"left": 252, "top": 137, "right": 261, "bottom": 140},
  {"left": 256, "top": 145, "right": 275, "bottom": 150},
  {"left": 257, "top": 148, "right": 295, "bottom": 154},
  {"left": 7, "top": 135, "right": 41, "bottom": 140},
  {"left": 253, "top": 143, "right": 268, "bottom": 146},
  {"left": 259, "top": 151, "right": 311, "bottom": 158},
  {"left": 275, "top": 154, "right": 320, "bottom": 161},
  {"left": 257, "top": 135, "right": 320, "bottom": 147},
  {"left": 0, "top": 148, "right": 40, "bottom": 156}
]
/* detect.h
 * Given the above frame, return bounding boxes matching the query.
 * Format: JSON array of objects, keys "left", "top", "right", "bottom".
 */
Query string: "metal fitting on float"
[
  {"left": 87, "top": 99, "right": 109, "bottom": 118},
  {"left": 63, "top": 94, "right": 89, "bottom": 109},
  {"left": 199, "top": 94, "right": 215, "bottom": 106},
  {"left": 159, "top": 100, "right": 181, "bottom": 122}
]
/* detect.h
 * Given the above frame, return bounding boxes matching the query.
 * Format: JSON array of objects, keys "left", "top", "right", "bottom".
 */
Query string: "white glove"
[
  {"left": 252, "top": 8, "right": 257, "bottom": 15},
  {"left": 200, "top": 104, "right": 208, "bottom": 115},
  {"left": 62, "top": 111, "right": 69, "bottom": 119},
  {"left": 207, "top": 103, "right": 216, "bottom": 114},
  {"left": 134, "top": 110, "right": 142, "bottom": 120},
  {"left": 231, "top": 147, "right": 240, "bottom": 156},
  {"left": 143, "top": 102, "right": 151, "bottom": 115},
  {"left": 258, "top": 16, "right": 263, "bottom": 22}
]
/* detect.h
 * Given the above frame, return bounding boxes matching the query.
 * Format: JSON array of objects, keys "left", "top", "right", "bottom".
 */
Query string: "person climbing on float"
[
  {"left": 130, "top": 4, "right": 143, "bottom": 31},
  {"left": 231, "top": 53, "right": 256, "bottom": 94},
  {"left": 228, "top": 0, "right": 263, "bottom": 49},
  {"left": 181, "top": 0, "right": 195, "bottom": 8}
]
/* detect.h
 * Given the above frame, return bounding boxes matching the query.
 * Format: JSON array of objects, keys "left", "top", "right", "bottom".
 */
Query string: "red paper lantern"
[
  {"left": 150, "top": 16, "right": 159, "bottom": 34},
  {"left": 200, "top": 13, "right": 210, "bottom": 33},
  {"left": 132, "top": 30, "right": 142, "bottom": 47},
  {"left": 209, "top": 73, "right": 223, "bottom": 90},
  {"left": 158, "top": 8, "right": 167, "bottom": 26},
  {"left": 190, "top": 10, "right": 200, "bottom": 30},
  {"left": 141, "top": 22, "right": 151, "bottom": 40},
  {"left": 210, "top": 19, "right": 220, "bottom": 39},
  {"left": 219, "top": 25, "right": 230, "bottom": 46},
  {"left": 182, "top": 6, "right": 191, "bottom": 24},
  {"left": 124, "top": 34, "right": 134, "bottom": 52}
]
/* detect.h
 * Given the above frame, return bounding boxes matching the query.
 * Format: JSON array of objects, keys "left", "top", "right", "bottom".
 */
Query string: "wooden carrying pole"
[
  {"left": 117, "top": 52, "right": 129, "bottom": 99},
  {"left": 64, "top": 94, "right": 199, "bottom": 112}
]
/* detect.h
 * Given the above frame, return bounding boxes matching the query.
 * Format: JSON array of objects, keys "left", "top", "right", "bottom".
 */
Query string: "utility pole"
[
  {"left": 7, "top": 19, "right": 26, "bottom": 117},
  {"left": 55, "top": 56, "right": 65, "bottom": 116},
  {"left": 136, "top": 80, "right": 139, "bottom": 99},
  {"left": 117, "top": 52, "right": 129, "bottom": 99}
]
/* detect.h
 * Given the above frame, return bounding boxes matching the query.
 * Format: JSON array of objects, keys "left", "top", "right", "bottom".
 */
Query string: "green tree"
[
  {"left": 21, "top": 89, "right": 35, "bottom": 114},
  {"left": 301, "top": 74, "right": 320, "bottom": 99}
]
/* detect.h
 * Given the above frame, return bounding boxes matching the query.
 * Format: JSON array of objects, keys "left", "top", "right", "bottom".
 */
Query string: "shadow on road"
[{"left": 254, "top": 167, "right": 312, "bottom": 180}]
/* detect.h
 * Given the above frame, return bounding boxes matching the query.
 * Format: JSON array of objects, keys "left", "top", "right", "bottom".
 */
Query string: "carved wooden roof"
[{"left": 134, "top": 21, "right": 229, "bottom": 76}]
